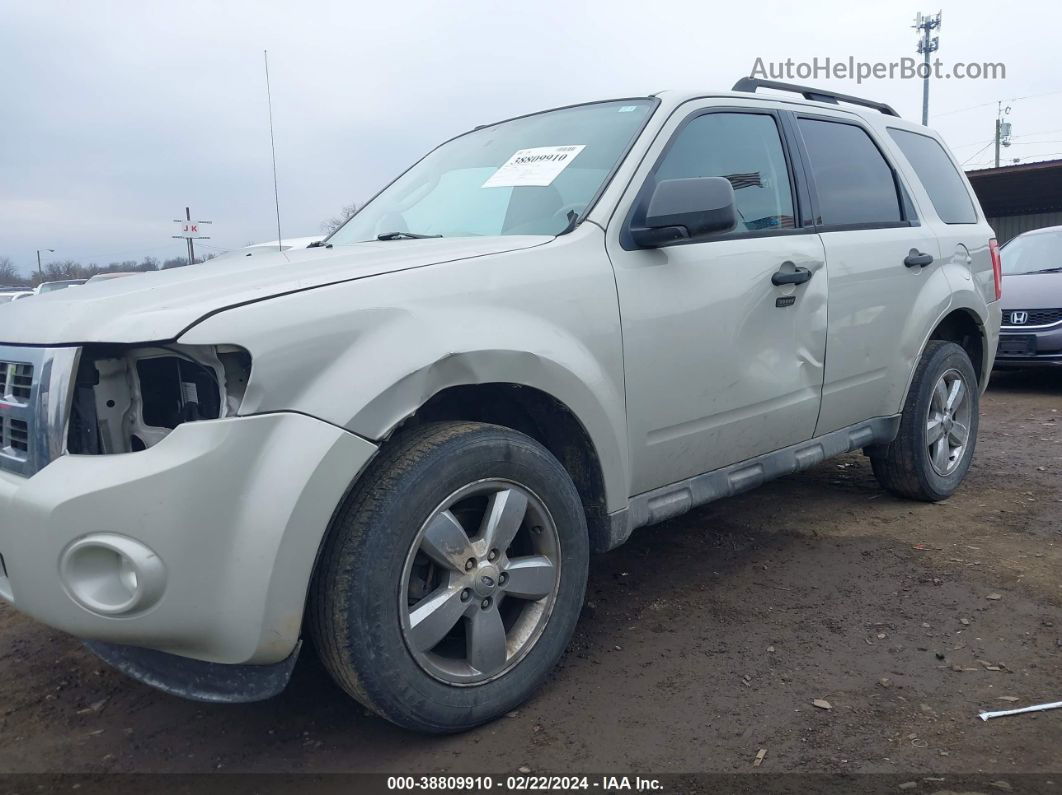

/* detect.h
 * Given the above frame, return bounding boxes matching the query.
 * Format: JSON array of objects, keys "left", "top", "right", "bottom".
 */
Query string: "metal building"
[{"left": 966, "top": 159, "right": 1062, "bottom": 244}]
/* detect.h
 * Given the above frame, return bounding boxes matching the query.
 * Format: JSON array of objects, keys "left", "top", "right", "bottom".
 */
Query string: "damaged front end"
[{"left": 68, "top": 344, "right": 252, "bottom": 455}]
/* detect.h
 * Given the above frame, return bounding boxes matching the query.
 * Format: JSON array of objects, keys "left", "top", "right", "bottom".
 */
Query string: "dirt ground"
[{"left": 1, "top": 369, "right": 1060, "bottom": 780}]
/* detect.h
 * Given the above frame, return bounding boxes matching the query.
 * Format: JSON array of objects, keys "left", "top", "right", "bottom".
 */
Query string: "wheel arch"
[
  {"left": 927, "top": 307, "right": 988, "bottom": 387},
  {"left": 900, "top": 304, "right": 991, "bottom": 412},
  {"left": 385, "top": 381, "right": 615, "bottom": 554}
]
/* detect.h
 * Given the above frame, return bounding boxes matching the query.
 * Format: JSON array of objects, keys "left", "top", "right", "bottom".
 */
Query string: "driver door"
[{"left": 605, "top": 105, "right": 828, "bottom": 495}]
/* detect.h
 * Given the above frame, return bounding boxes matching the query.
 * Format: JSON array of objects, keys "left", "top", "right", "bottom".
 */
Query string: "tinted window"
[
  {"left": 651, "top": 113, "right": 795, "bottom": 234},
  {"left": 888, "top": 129, "right": 977, "bottom": 224},
  {"left": 798, "top": 118, "right": 902, "bottom": 226}
]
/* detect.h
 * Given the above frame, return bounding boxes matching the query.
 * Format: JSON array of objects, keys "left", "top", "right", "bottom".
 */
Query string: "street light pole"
[{"left": 36, "top": 248, "right": 54, "bottom": 279}]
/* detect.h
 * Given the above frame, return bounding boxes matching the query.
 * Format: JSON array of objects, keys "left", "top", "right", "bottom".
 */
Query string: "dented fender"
[{"left": 180, "top": 226, "right": 631, "bottom": 513}]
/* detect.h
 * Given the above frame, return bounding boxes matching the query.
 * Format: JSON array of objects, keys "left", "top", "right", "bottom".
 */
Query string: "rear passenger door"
[
  {"left": 886, "top": 127, "right": 997, "bottom": 307},
  {"left": 792, "top": 113, "right": 942, "bottom": 435}
]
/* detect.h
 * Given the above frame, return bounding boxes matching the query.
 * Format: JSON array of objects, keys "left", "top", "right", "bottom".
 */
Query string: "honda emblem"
[{"left": 1010, "top": 311, "right": 1029, "bottom": 325}]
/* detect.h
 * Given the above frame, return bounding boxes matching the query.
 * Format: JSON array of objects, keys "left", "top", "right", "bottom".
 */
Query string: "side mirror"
[{"left": 631, "top": 176, "right": 737, "bottom": 248}]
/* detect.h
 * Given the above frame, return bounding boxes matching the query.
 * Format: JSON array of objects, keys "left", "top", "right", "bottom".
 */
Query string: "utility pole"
[
  {"left": 185, "top": 207, "right": 195, "bottom": 265},
  {"left": 36, "top": 248, "right": 54, "bottom": 279},
  {"left": 171, "top": 208, "right": 212, "bottom": 264},
  {"left": 913, "top": 11, "right": 942, "bottom": 126},
  {"left": 994, "top": 101, "right": 1013, "bottom": 168}
]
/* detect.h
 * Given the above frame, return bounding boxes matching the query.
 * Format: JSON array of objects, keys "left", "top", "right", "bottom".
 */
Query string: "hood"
[
  {"left": 1001, "top": 271, "right": 1062, "bottom": 311},
  {"left": 0, "top": 237, "right": 549, "bottom": 345}
]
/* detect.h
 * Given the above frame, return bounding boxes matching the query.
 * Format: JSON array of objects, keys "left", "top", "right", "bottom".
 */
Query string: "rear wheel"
[
  {"left": 871, "top": 340, "right": 979, "bottom": 501},
  {"left": 310, "top": 421, "right": 589, "bottom": 733}
]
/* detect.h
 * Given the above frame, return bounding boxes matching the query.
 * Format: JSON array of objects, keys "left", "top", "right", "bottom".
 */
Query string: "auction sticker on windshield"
[{"left": 482, "top": 145, "right": 586, "bottom": 188}]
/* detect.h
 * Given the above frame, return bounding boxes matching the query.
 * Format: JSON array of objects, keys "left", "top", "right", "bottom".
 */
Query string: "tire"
[
  {"left": 309, "top": 421, "right": 589, "bottom": 733},
  {"left": 870, "top": 340, "right": 980, "bottom": 501}
]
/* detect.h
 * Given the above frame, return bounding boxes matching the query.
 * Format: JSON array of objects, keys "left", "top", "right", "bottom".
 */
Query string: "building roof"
[{"left": 966, "top": 158, "right": 1062, "bottom": 217}]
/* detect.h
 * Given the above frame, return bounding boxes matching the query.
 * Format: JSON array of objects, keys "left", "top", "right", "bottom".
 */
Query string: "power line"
[
  {"left": 960, "top": 140, "right": 995, "bottom": 166},
  {"left": 952, "top": 127, "right": 1062, "bottom": 148},
  {"left": 966, "top": 152, "right": 1062, "bottom": 169},
  {"left": 935, "top": 88, "right": 1062, "bottom": 119}
]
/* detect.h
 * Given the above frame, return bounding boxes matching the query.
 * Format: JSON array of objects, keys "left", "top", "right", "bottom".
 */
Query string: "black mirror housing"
[{"left": 631, "top": 176, "right": 737, "bottom": 248}]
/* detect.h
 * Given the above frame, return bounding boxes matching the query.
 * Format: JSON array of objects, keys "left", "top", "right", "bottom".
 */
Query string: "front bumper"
[
  {"left": 0, "top": 412, "right": 377, "bottom": 666},
  {"left": 994, "top": 320, "right": 1062, "bottom": 368}
]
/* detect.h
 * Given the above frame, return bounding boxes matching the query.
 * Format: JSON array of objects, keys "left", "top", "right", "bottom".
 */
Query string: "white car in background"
[
  {"left": 209, "top": 236, "right": 324, "bottom": 263},
  {"left": 0, "top": 291, "right": 35, "bottom": 304},
  {"left": 86, "top": 272, "right": 139, "bottom": 284},
  {"left": 35, "top": 279, "right": 86, "bottom": 294}
]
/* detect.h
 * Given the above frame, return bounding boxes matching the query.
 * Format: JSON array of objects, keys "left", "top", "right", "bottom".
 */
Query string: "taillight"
[{"left": 989, "top": 238, "right": 1002, "bottom": 301}]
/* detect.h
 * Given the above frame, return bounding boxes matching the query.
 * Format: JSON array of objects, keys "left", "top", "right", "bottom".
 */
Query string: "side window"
[
  {"left": 888, "top": 128, "right": 977, "bottom": 224},
  {"left": 651, "top": 112, "right": 796, "bottom": 234},
  {"left": 797, "top": 118, "right": 903, "bottom": 226}
]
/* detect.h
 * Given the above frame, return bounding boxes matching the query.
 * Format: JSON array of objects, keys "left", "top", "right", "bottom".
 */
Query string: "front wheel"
[
  {"left": 309, "top": 421, "right": 589, "bottom": 733},
  {"left": 871, "top": 340, "right": 980, "bottom": 501}
]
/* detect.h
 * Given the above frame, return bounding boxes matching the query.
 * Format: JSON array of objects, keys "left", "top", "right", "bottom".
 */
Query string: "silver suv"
[{"left": 0, "top": 80, "right": 1001, "bottom": 732}]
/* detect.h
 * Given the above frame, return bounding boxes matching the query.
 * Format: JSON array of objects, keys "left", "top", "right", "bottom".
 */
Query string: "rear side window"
[
  {"left": 797, "top": 118, "right": 902, "bottom": 227},
  {"left": 887, "top": 128, "right": 977, "bottom": 224}
]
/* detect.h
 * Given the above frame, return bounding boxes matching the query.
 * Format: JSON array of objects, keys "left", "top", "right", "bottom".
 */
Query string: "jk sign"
[{"left": 173, "top": 220, "right": 210, "bottom": 238}]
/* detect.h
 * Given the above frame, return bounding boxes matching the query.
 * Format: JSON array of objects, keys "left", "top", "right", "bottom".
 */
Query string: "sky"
[{"left": 2, "top": 0, "right": 1061, "bottom": 275}]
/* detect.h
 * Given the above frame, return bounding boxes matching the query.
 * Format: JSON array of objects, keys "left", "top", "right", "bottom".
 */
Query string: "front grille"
[
  {"left": 2, "top": 362, "right": 36, "bottom": 402},
  {"left": 0, "top": 345, "right": 79, "bottom": 477},
  {"left": 0, "top": 418, "right": 29, "bottom": 458},
  {"left": 1003, "top": 308, "right": 1062, "bottom": 326},
  {"left": 8, "top": 419, "right": 28, "bottom": 453}
]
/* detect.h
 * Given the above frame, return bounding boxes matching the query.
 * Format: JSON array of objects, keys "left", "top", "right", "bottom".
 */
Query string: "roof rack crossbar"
[{"left": 731, "top": 77, "right": 900, "bottom": 118}]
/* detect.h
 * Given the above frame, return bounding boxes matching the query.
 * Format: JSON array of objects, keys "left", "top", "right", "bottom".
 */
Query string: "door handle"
[
  {"left": 771, "top": 265, "right": 813, "bottom": 286},
  {"left": 904, "top": 250, "right": 934, "bottom": 268}
]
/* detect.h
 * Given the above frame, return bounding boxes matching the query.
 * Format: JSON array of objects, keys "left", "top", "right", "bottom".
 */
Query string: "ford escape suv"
[{"left": 0, "top": 79, "right": 1001, "bottom": 732}]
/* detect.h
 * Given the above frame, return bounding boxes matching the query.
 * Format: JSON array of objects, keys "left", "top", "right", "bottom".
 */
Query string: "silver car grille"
[
  {"left": 1002, "top": 308, "right": 1062, "bottom": 327},
  {"left": 0, "top": 346, "right": 79, "bottom": 477}
]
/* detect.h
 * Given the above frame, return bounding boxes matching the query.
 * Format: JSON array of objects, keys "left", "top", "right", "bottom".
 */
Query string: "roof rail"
[{"left": 732, "top": 77, "right": 900, "bottom": 118}]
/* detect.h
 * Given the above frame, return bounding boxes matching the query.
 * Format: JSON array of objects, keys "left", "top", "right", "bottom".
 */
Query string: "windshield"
[
  {"left": 1001, "top": 229, "right": 1062, "bottom": 275},
  {"left": 327, "top": 99, "right": 655, "bottom": 244}
]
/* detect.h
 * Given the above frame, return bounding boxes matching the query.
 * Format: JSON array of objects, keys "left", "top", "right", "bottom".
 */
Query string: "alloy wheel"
[
  {"left": 926, "top": 368, "right": 972, "bottom": 476},
  {"left": 399, "top": 479, "right": 562, "bottom": 685}
]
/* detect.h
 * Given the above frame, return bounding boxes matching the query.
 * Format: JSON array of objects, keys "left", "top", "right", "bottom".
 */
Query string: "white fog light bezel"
[{"left": 59, "top": 534, "right": 166, "bottom": 616}]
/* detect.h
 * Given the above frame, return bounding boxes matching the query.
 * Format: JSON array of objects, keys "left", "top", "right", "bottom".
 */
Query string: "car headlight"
[{"left": 68, "top": 344, "right": 252, "bottom": 455}]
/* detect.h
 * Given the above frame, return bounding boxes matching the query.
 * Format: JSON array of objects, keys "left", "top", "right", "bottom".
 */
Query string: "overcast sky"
[{"left": 2, "top": 0, "right": 1060, "bottom": 275}]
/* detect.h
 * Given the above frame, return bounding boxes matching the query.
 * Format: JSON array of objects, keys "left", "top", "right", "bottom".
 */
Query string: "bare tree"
[
  {"left": 322, "top": 202, "right": 359, "bottom": 235},
  {"left": 3, "top": 252, "right": 199, "bottom": 286},
  {"left": 0, "top": 256, "right": 28, "bottom": 287}
]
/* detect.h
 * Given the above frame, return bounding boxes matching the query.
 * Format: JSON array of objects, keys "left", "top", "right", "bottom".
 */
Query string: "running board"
[{"left": 603, "top": 416, "right": 900, "bottom": 550}]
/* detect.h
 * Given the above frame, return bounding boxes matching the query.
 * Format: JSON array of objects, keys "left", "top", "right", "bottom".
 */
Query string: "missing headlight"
[{"left": 68, "top": 344, "right": 252, "bottom": 455}]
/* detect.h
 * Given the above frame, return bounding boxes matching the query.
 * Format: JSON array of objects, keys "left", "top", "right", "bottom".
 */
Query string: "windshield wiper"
[
  {"left": 1026, "top": 267, "right": 1062, "bottom": 274},
  {"left": 376, "top": 231, "right": 443, "bottom": 241}
]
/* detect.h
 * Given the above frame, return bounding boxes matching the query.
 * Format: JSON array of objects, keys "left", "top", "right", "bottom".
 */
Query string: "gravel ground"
[{"left": 1, "top": 369, "right": 1059, "bottom": 781}]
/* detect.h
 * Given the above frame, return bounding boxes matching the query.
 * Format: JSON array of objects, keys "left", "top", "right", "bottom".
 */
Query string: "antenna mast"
[{"left": 264, "top": 50, "right": 283, "bottom": 251}]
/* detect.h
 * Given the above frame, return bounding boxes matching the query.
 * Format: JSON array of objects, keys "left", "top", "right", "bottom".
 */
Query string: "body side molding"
[{"left": 604, "top": 416, "right": 901, "bottom": 549}]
